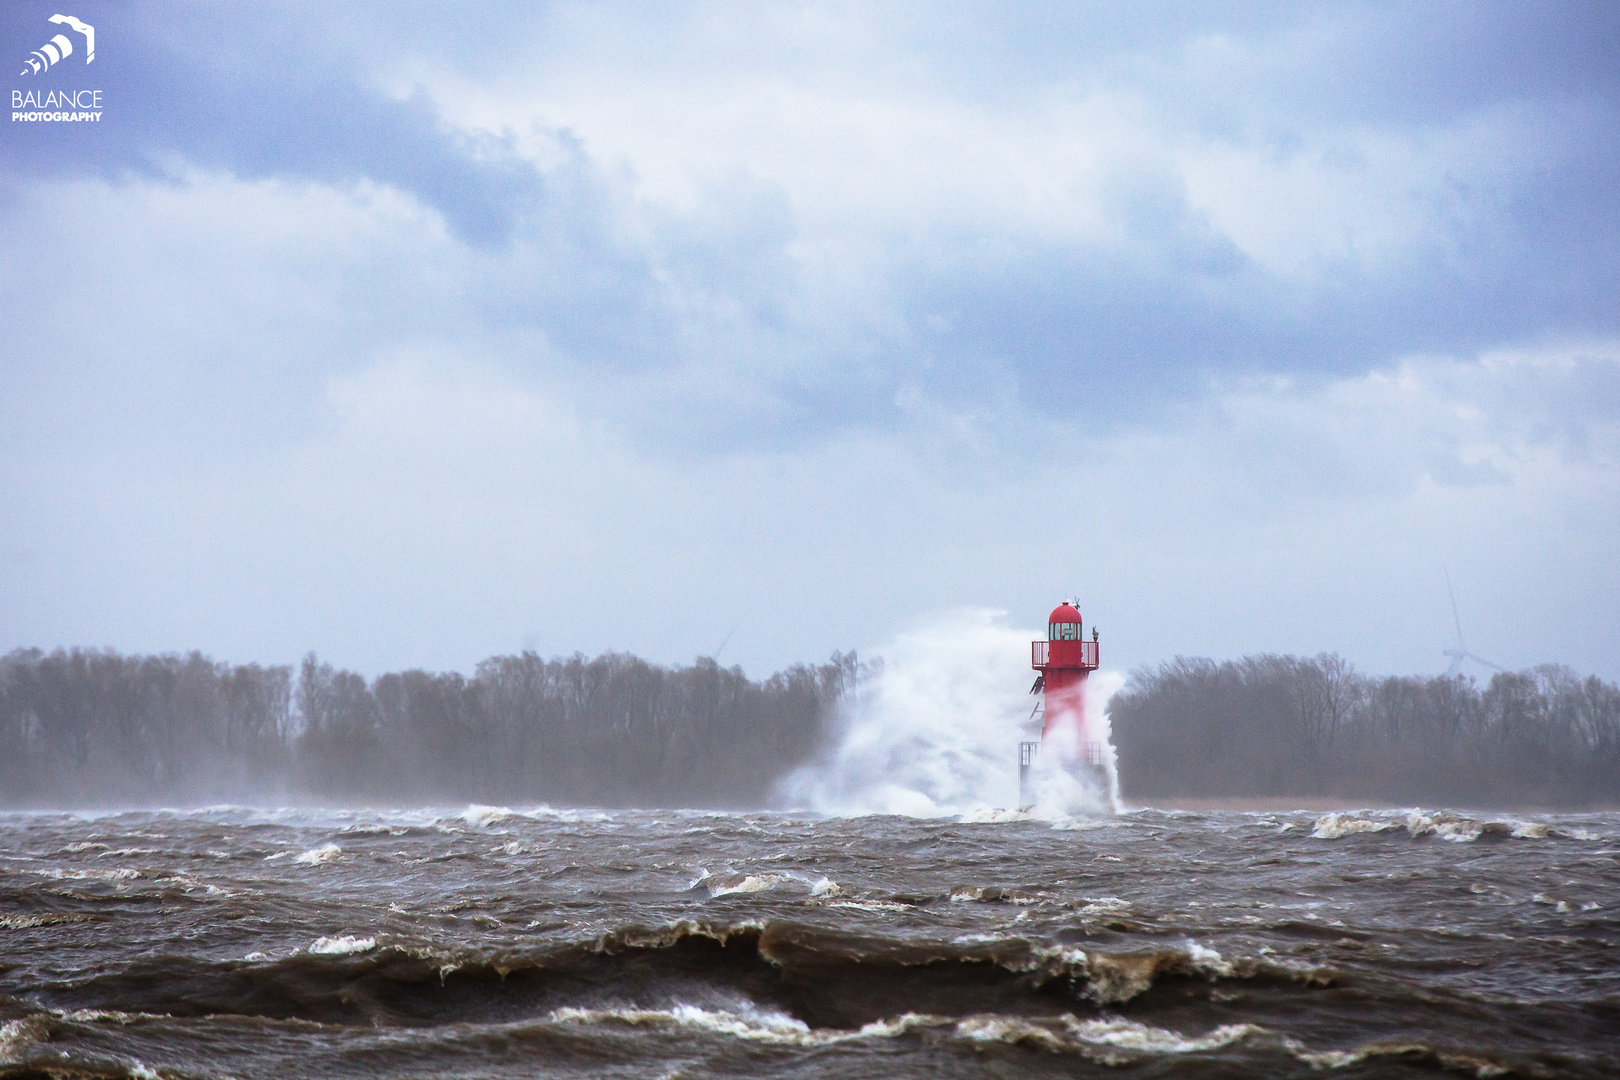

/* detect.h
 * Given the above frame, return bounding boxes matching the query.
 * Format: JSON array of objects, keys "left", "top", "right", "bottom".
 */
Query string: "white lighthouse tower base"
[{"left": 1017, "top": 740, "right": 1114, "bottom": 815}]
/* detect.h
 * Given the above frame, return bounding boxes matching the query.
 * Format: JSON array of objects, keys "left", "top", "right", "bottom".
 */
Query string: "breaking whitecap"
[
  {"left": 293, "top": 843, "right": 342, "bottom": 865},
  {"left": 307, "top": 935, "right": 377, "bottom": 956},
  {"left": 1311, "top": 814, "right": 1397, "bottom": 839},
  {"left": 1311, "top": 810, "right": 1600, "bottom": 842},
  {"left": 544, "top": 1001, "right": 1268, "bottom": 1061},
  {"left": 546, "top": 1003, "right": 943, "bottom": 1045}
]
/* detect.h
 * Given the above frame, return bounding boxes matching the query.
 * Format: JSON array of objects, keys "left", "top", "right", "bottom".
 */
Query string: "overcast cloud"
[{"left": 2, "top": 2, "right": 1617, "bottom": 679}]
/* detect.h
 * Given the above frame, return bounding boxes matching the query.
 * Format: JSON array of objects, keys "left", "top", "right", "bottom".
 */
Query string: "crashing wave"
[
  {"left": 307, "top": 935, "right": 377, "bottom": 956},
  {"left": 0, "top": 1016, "right": 48, "bottom": 1063},
  {"left": 34, "top": 866, "right": 143, "bottom": 882},
  {"left": 340, "top": 823, "right": 412, "bottom": 837},
  {"left": 948, "top": 885, "right": 1038, "bottom": 904},
  {"left": 706, "top": 872, "right": 795, "bottom": 897},
  {"left": 1311, "top": 813, "right": 1397, "bottom": 839},
  {"left": 293, "top": 843, "right": 342, "bottom": 865},
  {"left": 1074, "top": 896, "right": 1132, "bottom": 917},
  {"left": 824, "top": 898, "right": 914, "bottom": 913},
  {"left": 957, "top": 1013, "right": 1263, "bottom": 1062},
  {"left": 589, "top": 919, "right": 763, "bottom": 954},
  {"left": 1049, "top": 815, "right": 1121, "bottom": 831},
  {"left": 957, "top": 807, "right": 1033, "bottom": 824},
  {"left": 548, "top": 1003, "right": 947, "bottom": 1045},
  {"left": 458, "top": 805, "right": 513, "bottom": 828},
  {"left": 552, "top": 1004, "right": 1267, "bottom": 1062},
  {"left": 54, "top": 1008, "right": 148, "bottom": 1025},
  {"left": 1407, "top": 811, "right": 1496, "bottom": 842},
  {"left": 1311, "top": 810, "right": 1594, "bottom": 843},
  {"left": 1292, "top": 1037, "right": 1520, "bottom": 1075},
  {"left": 0, "top": 912, "right": 98, "bottom": 928}
]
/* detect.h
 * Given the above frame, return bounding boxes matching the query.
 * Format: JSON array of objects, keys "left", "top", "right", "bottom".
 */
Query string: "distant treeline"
[
  {"left": 1112, "top": 655, "right": 1620, "bottom": 807},
  {"left": 8, "top": 645, "right": 1618, "bottom": 809},
  {"left": 0, "top": 648, "right": 854, "bottom": 808}
]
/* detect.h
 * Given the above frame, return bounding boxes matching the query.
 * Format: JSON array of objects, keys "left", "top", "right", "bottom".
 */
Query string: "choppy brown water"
[{"left": 0, "top": 805, "right": 1616, "bottom": 1078}]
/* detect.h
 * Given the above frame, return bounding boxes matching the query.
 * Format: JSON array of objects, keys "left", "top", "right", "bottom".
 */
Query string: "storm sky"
[{"left": 3, "top": 2, "right": 1617, "bottom": 680}]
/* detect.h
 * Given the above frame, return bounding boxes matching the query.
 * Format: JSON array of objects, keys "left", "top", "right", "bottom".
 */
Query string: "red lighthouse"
[{"left": 1020, "top": 600, "right": 1102, "bottom": 806}]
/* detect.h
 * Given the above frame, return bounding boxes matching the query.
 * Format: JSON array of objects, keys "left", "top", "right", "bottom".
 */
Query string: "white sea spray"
[
  {"left": 0, "top": 1017, "right": 47, "bottom": 1062},
  {"left": 458, "top": 805, "right": 513, "bottom": 828},
  {"left": 307, "top": 935, "right": 377, "bottom": 955},
  {"left": 1407, "top": 811, "right": 1483, "bottom": 842},
  {"left": 293, "top": 843, "right": 342, "bottom": 865},
  {"left": 776, "top": 608, "right": 1123, "bottom": 817},
  {"left": 548, "top": 1003, "right": 948, "bottom": 1046},
  {"left": 1064, "top": 1016, "right": 1262, "bottom": 1054},
  {"left": 706, "top": 873, "right": 791, "bottom": 897},
  {"left": 1311, "top": 813, "right": 1396, "bottom": 839}
]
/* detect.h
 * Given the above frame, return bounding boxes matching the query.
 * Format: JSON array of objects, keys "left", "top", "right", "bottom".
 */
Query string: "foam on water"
[
  {"left": 459, "top": 805, "right": 513, "bottom": 828},
  {"left": 3, "top": 805, "right": 1615, "bottom": 1076},
  {"left": 706, "top": 873, "right": 792, "bottom": 897},
  {"left": 293, "top": 843, "right": 343, "bottom": 865},
  {"left": 945, "top": 1013, "right": 1264, "bottom": 1061},
  {"left": 1311, "top": 814, "right": 1397, "bottom": 839},
  {"left": 547, "top": 1003, "right": 936, "bottom": 1046},
  {"left": 307, "top": 935, "right": 377, "bottom": 956},
  {"left": 546, "top": 1002, "right": 1251, "bottom": 1053},
  {"left": 1064, "top": 1016, "right": 1261, "bottom": 1054},
  {"left": 0, "top": 1017, "right": 47, "bottom": 1062},
  {"left": 809, "top": 876, "right": 841, "bottom": 897},
  {"left": 1310, "top": 809, "right": 1604, "bottom": 843},
  {"left": 454, "top": 804, "right": 614, "bottom": 828},
  {"left": 0, "top": 913, "right": 96, "bottom": 928},
  {"left": 957, "top": 807, "right": 1033, "bottom": 823}
]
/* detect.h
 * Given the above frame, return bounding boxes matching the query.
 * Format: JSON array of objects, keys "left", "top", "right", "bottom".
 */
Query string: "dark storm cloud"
[
  {"left": 913, "top": 2, "right": 1620, "bottom": 125},
  {"left": 876, "top": 3, "right": 1620, "bottom": 420},
  {"left": 913, "top": 161, "right": 1620, "bottom": 423},
  {"left": 2, "top": 2, "right": 541, "bottom": 246},
  {"left": 5, "top": 1, "right": 1616, "bottom": 440},
  {"left": 1252, "top": 2, "right": 1620, "bottom": 125}
]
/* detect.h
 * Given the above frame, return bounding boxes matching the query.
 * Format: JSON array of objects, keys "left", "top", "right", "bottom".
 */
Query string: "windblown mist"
[
  {"left": 4, "top": 611, "right": 1618, "bottom": 810},
  {"left": 780, "top": 611, "right": 1124, "bottom": 816},
  {"left": 0, "top": 647, "right": 852, "bottom": 810}
]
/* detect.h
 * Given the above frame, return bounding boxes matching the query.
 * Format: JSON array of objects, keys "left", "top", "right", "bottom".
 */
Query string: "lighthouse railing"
[{"left": 1032, "top": 639, "right": 1100, "bottom": 669}]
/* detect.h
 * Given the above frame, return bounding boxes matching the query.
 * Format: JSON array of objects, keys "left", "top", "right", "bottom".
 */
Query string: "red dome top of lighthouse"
[{"left": 1048, "top": 602, "right": 1081, "bottom": 624}]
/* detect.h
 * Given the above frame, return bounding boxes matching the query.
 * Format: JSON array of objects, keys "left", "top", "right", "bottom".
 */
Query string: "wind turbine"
[
  {"left": 1443, "top": 569, "right": 1503, "bottom": 677},
  {"left": 711, "top": 621, "right": 740, "bottom": 662}
]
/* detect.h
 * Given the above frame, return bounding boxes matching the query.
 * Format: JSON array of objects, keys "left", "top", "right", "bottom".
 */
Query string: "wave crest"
[{"left": 1312, "top": 810, "right": 1595, "bottom": 843}]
